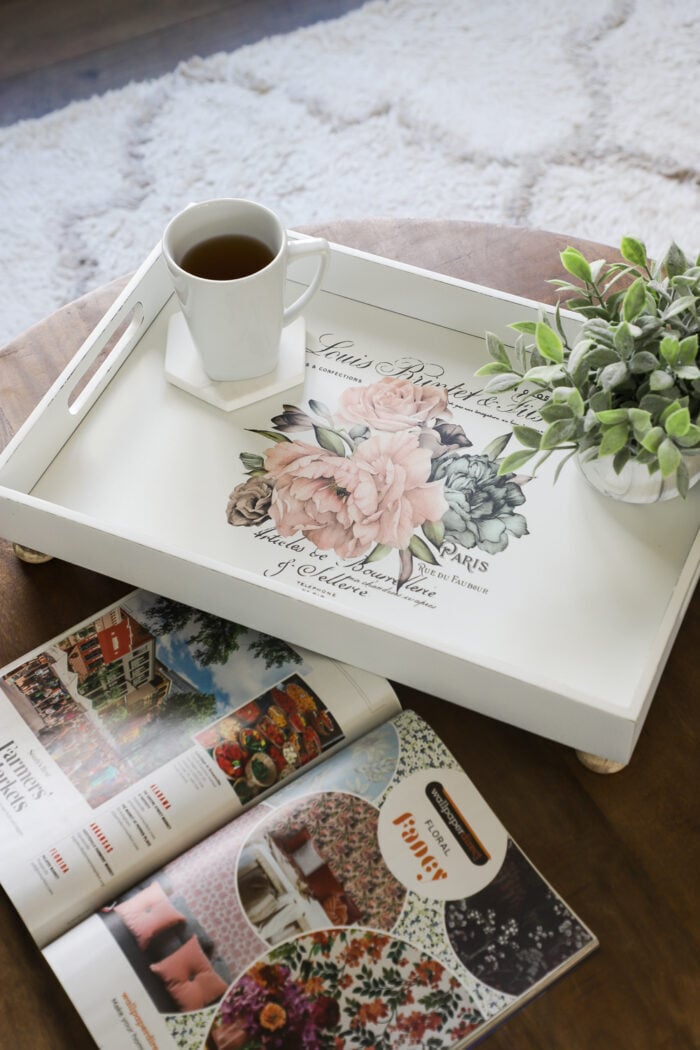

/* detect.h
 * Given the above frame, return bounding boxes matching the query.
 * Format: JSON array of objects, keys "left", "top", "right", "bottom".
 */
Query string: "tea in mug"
[{"left": 180, "top": 234, "right": 275, "bottom": 280}]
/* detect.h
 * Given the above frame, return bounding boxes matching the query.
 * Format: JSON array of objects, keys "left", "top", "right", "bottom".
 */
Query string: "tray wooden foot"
[
  {"left": 12, "top": 543, "right": 53, "bottom": 565},
  {"left": 576, "top": 750, "right": 628, "bottom": 774}
]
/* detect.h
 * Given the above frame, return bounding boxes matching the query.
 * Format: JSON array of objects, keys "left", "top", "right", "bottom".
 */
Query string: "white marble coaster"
[{"left": 164, "top": 311, "right": 306, "bottom": 411}]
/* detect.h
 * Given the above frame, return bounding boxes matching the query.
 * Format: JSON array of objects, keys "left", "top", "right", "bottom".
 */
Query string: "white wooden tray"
[{"left": 1, "top": 238, "right": 698, "bottom": 763}]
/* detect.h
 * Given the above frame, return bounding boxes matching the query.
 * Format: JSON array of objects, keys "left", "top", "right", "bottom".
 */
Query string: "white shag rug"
[{"left": 2, "top": 0, "right": 700, "bottom": 348}]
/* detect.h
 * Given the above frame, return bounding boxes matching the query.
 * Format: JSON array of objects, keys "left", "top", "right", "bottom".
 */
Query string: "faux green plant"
[{"left": 475, "top": 237, "right": 700, "bottom": 496}]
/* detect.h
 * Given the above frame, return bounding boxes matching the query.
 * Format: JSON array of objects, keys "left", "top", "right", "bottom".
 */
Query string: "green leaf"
[
  {"left": 596, "top": 408, "right": 629, "bottom": 425},
  {"left": 553, "top": 446, "right": 579, "bottom": 482},
  {"left": 509, "top": 320, "right": 538, "bottom": 334},
  {"left": 641, "top": 426, "right": 665, "bottom": 453},
  {"left": 247, "top": 428, "right": 292, "bottom": 444},
  {"left": 535, "top": 322, "right": 564, "bottom": 363},
  {"left": 364, "top": 543, "right": 393, "bottom": 563},
  {"left": 629, "top": 350, "right": 660, "bottom": 374},
  {"left": 676, "top": 424, "right": 700, "bottom": 448},
  {"left": 408, "top": 534, "right": 439, "bottom": 564},
  {"left": 560, "top": 246, "right": 592, "bottom": 283},
  {"left": 313, "top": 425, "right": 346, "bottom": 455},
  {"left": 567, "top": 388, "right": 585, "bottom": 416},
  {"left": 598, "top": 423, "right": 630, "bottom": 456},
  {"left": 613, "top": 447, "right": 632, "bottom": 475},
  {"left": 541, "top": 418, "right": 576, "bottom": 449},
  {"left": 659, "top": 400, "right": 682, "bottom": 425},
  {"left": 664, "top": 407, "right": 691, "bottom": 437},
  {"left": 599, "top": 361, "right": 629, "bottom": 390},
  {"left": 497, "top": 448, "right": 537, "bottom": 474},
  {"left": 539, "top": 403, "right": 574, "bottom": 424},
  {"left": 422, "top": 519, "right": 445, "bottom": 548},
  {"left": 585, "top": 347, "right": 621, "bottom": 369},
  {"left": 620, "top": 236, "right": 648, "bottom": 268},
  {"left": 677, "top": 459, "right": 690, "bottom": 498},
  {"left": 675, "top": 364, "right": 700, "bottom": 380},
  {"left": 679, "top": 335, "right": 698, "bottom": 365},
  {"left": 657, "top": 437, "right": 682, "bottom": 477},
  {"left": 589, "top": 390, "right": 612, "bottom": 413},
  {"left": 629, "top": 408, "right": 652, "bottom": 438},
  {"left": 523, "top": 364, "right": 565, "bottom": 385},
  {"left": 649, "top": 369, "right": 674, "bottom": 392},
  {"left": 512, "top": 425, "right": 544, "bottom": 449},
  {"left": 622, "top": 277, "right": 647, "bottom": 322},
  {"left": 662, "top": 295, "right": 696, "bottom": 320},
  {"left": 664, "top": 242, "right": 688, "bottom": 279},
  {"left": 485, "top": 330, "right": 511, "bottom": 365},
  {"left": 475, "top": 361, "right": 516, "bottom": 376},
  {"left": 567, "top": 338, "right": 596, "bottom": 377},
  {"left": 660, "top": 335, "right": 680, "bottom": 366},
  {"left": 613, "top": 321, "right": 636, "bottom": 357},
  {"left": 484, "top": 372, "right": 523, "bottom": 392}
]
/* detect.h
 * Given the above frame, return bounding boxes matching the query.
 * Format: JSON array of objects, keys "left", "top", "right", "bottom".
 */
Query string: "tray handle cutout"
[{"left": 67, "top": 299, "right": 145, "bottom": 416}]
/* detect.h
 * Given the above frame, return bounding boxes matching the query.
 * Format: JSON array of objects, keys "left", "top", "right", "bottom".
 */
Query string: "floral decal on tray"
[
  {"left": 207, "top": 928, "right": 483, "bottom": 1049},
  {"left": 226, "top": 377, "right": 530, "bottom": 589}
]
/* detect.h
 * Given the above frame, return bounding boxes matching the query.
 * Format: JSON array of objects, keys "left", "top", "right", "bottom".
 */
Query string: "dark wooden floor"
[{"left": 0, "top": 0, "right": 367, "bottom": 126}]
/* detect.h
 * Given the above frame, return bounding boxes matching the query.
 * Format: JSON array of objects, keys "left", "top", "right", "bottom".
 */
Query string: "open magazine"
[{"left": 0, "top": 590, "right": 596, "bottom": 1049}]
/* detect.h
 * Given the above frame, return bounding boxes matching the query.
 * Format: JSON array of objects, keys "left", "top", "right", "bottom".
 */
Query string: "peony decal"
[{"left": 226, "top": 377, "right": 529, "bottom": 589}]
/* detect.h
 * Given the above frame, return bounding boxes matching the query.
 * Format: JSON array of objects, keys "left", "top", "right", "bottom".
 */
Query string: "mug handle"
[{"left": 283, "top": 237, "right": 329, "bottom": 326}]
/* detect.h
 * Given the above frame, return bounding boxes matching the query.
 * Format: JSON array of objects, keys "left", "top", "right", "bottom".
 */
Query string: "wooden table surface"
[{"left": 0, "top": 219, "right": 698, "bottom": 1049}]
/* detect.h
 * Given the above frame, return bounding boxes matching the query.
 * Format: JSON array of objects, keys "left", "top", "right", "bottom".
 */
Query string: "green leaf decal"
[
  {"left": 364, "top": 543, "right": 393, "bottom": 563},
  {"left": 247, "top": 429, "right": 292, "bottom": 444},
  {"left": 240, "top": 452, "right": 266, "bottom": 471},
  {"left": 313, "top": 425, "right": 347, "bottom": 455},
  {"left": 408, "top": 534, "right": 439, "bottom": 564},
  {"left": 422, "top": 519, "right": 445, "bottom": 548},
  {"left": 482, "top": 432, "right": 512, "bottom": 459}
]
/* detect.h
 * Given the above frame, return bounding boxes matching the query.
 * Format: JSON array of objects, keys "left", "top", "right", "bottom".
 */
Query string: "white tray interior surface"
[{"left": 1, "top": 241, "right": 698, "bottom": 762}]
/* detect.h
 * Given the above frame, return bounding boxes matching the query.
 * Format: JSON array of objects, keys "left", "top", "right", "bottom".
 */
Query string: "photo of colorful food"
[{"left": 195, "top": 675, "right": 342, "bottom": 803}]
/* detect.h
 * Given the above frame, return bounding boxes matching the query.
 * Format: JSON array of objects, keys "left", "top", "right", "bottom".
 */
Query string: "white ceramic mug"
[{"left": 162, "top": 198, "right": 328, "bottom": 381}]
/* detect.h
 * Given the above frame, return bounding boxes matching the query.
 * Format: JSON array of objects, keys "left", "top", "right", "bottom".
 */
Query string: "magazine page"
[
  {"left": 45, "top": 709, "right": 597, "bottom": 1050},
  {"left": 0, "top": 589, "right": 399, "bottom": 947}
]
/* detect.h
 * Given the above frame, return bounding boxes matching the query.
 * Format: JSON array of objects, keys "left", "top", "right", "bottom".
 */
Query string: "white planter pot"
[{"left": 578, "top": 450, "right": 700, "bottom": 504}]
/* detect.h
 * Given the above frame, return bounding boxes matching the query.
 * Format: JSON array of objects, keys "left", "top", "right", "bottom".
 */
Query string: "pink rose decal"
[
  {"left": 264, "top": 432, "right": 447, "bottom": 559},
  {"left": 337, "top": 377, "right": 450, "bottom": 432}
]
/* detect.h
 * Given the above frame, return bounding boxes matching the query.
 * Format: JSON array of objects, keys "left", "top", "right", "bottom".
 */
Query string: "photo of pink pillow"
[
  {"left": 114, "top": 881, "right": 186, "bottom": 951},
  {"left": 150, "top": 935, "right": 229, "bottom": 1011}
]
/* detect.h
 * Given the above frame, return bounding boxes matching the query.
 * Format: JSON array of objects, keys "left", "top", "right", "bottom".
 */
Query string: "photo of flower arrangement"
[
  {"left": 206, "top": 928, "right": 483, "bottom": 1050},
  {"left": 194, "top": 675, "right": 342, "bottom": 805},
  {"left": 226, "top": 376, "right": 530, "bottom": 589}
]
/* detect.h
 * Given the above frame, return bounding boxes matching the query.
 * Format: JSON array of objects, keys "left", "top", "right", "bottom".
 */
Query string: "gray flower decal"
[{"left": 433, "top": 453, "right": 528, "bottom": 554}]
